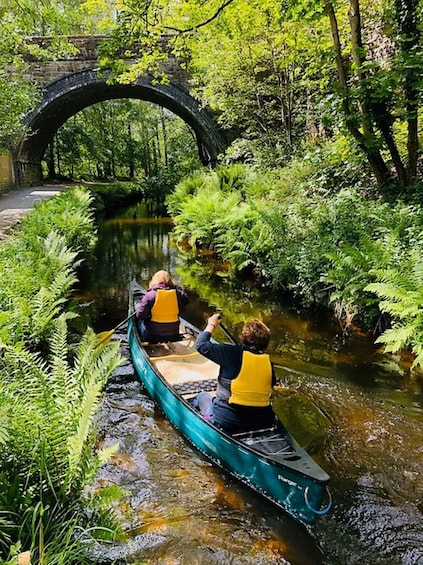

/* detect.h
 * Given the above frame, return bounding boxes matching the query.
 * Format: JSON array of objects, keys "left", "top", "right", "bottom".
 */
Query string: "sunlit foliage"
[
  {"left": 168, "top": 161, "right": 423, "bottom": 366},
  {"left": 0, "top": 188, "right": 125, "bottom": 561},
  {"left": 92, "top": 0, "right": 423, "bottom": 191},
  {"left": 43, "top": 99, "right": 202, "bottom": 189},
  {"left": 0, "top": 0, "right": 97, "bottom": 149}
]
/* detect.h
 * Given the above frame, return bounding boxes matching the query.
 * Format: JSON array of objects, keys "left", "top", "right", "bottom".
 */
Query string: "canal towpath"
[{"left": 0, "top": 184, "right": 69, "bottom": 241}]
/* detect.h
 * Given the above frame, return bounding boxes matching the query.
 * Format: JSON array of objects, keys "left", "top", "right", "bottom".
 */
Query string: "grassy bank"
[{"left": 0, "top": 187, "right": 125, "bottom": 564}]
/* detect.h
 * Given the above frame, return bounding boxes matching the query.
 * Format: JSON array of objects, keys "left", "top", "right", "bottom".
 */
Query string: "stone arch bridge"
[{"left": 15, "top": 35, "right": 226, "bottom": 187}]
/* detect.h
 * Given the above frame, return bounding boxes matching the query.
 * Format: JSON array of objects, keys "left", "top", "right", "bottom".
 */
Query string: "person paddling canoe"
[
  {"left": 135, "top": 270, "right": 189, "bottom": 343},
  {"left": 194, "top": 315, "right": 277, "bottom": 434}
]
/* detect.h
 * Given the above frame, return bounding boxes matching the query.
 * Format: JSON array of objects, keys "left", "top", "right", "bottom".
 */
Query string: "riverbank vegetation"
[
  {"left": 0, "top": 188, "right": 124, "bottom": 564},
  {"left": 167, "top": 159, "right": 423, "bottom": 368}
]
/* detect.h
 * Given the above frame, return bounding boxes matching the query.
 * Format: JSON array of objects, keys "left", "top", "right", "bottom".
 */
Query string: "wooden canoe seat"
[
  {"left": 150, "top": 353, "right": 219, "bottom": 386},
  {"left": 144, "top": 336, "right": 197, "bottom": 358}
]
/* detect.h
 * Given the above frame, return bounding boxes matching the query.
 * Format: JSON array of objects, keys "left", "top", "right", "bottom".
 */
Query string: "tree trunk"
[
  {"left": 325, "top": 0, "right": 393, "bottom": 188},
  {"left": 47, "top": 140, "right": 56, "bottom": 178},
  {"left": 395, "top": 0, "right": 420, "bottom": 185},
  {"left": 128, "top": 123, "right": 135, "bottom": 178},
  {"left": 348, "top": 0, "right": 372, "bottom": 135},
  {"left": 160, "top": 107, "right": 168, "bottom": 167},
  {"left": 55, "top": 134, "right": 61, "bottom": 177}
]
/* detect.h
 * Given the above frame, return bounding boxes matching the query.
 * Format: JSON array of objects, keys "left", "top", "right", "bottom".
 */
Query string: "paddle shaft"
[
  {"left": 218, "top": 321, "right": 237, "bottom": 344},
  {"left": 115, "top": 311, "right": 136, "bottom": 331}
]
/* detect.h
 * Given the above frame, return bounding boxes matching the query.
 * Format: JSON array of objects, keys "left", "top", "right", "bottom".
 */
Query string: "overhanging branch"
[{"left": 163, "top": 0, "right": 236, "bottom": 34}]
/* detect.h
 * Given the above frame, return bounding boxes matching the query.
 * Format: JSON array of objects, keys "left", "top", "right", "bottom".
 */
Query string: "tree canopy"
[{"left": 92, "top": 0, "right": 423, "bottom": 193}]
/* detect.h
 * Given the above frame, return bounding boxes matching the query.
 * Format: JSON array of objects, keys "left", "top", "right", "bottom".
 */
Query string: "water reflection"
[
  {"left": 93, "top": 356, "right": 325, "bottom": 565},
  {"left": 77, "top": 204, "right": 423, "bottom": 565}
]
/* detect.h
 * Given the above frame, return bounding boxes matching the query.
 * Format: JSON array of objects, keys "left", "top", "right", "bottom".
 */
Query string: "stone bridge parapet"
[{"left": 23, "top": 35, "right": 190, "bottom": 88}]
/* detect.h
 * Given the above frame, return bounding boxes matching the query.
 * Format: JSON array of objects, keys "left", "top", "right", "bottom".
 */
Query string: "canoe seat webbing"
[
  {"left": 173, "top": 378, "right": 217, "bottom": 395},
  {"left": 233, "top": 428, "right": 296, "bottom": 457}
]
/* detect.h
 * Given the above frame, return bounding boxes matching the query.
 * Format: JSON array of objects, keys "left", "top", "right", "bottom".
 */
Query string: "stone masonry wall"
[
  {"left": 23, "top": 35, "right": 190, "bottom": 88},
  {"left": 23, "top": 36, "right": 107, "bottom": 86},
  {"left": 0, "top": 153, "right": 15, "bottom": 194}
]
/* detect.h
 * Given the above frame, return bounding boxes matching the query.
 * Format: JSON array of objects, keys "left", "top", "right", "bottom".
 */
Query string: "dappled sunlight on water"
[
  {"left": 77, "top": 205, "right": 423, "bottom": 564},
  {"left": 90, "top": 357, "right": 322, "bottom": 564}
]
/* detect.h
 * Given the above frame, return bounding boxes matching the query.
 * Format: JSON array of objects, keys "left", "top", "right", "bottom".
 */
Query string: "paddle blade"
[
  {"left": 94, "top": 329, "right": 115, "bottom": 347},
  {"left": 273, "top": 386, "right": 330, "bottom": 449}
]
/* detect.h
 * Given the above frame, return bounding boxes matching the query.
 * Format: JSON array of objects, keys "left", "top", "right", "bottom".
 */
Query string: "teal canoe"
[{"left": 128, "top": 280, "right": 331, "bottom": 526}]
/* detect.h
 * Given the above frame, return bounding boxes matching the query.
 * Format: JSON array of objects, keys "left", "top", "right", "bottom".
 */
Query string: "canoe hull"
[{"left": 128, "top": 316, "right": 330, "bottom": 526}]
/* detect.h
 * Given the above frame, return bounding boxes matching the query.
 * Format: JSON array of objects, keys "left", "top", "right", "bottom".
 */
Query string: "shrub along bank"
[
  {"left": 0, "top": 187, "right": 125, "bottom": 564},
  {"left": 167, "top": 162, "right": 423, "bottom": 369}
]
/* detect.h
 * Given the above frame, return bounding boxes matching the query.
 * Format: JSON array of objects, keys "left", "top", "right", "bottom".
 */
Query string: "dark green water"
[{"left": 76, "top": 203, "right": 423, "bottom": 565}]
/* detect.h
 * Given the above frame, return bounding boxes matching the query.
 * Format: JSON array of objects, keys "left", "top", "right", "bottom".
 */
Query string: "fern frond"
[
  {"left": 29, "top": 269, "right": 78, "bottom": 342},
  {"left": 43, "top": 231, "right": 80, "bottom": 269},
  {"left": 366, "top": 247, "right": 423, "bottom": 366},
  {"left": 89, "top": 483, "right": 127, "bottom": 510},
  {"left": 0, "top": 403, "right": 10, "bottom": 446},
  {"left": 96, "top": 444, "right": 120, "bottom": 468},
  {"left": 375, "top": 324, "right": 417, "bottom": 351},
  {"left": 65, "top": 330, "right": 123, "bottom": 491},
  {"left": 66, "top": 384, "right": 105, "bottom": 485}
]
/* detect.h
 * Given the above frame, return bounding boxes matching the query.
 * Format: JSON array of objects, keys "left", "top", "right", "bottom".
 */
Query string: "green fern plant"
[
  {"left": 171, "top": 187, "right": 241, "bottom": 250},
  {"left": 214, "top": 203, "right": 273, "bottom": 273},
  {"left": 0, "top": 315, "right": 123, "bottom": 496},
  {"left": 320, "top": 230, "right": 402, "bottom": 326},
  {"left": 1, "top": 231, "right": 80, "bottom": 347},
  {"left": 322, "top": 242, "right": 377, "bottom": 308},
  {"left": 0, "top": 316, "right": 125, "bottom": 560},
  {"left": 366, "top": 248, "right": 423, "bottom": 367},
  {"left": 19, "top": 186, "right": 96, "bottom": 252}
]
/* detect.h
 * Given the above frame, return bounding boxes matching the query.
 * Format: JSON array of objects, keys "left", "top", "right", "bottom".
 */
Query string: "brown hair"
[
  {"left": 240, "top": 319, "right": 270, "bottom": 350},
  {"left": 149, "top": 270, "right": 174, "bottom": 288}
]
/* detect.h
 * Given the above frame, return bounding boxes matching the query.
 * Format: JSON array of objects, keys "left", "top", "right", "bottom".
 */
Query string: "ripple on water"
[
  {"left": 285, "top": 373, "right": 423, "bottom": 565},
  {"left": 91, "top": 360, "right": 324, "bottom": 564}
]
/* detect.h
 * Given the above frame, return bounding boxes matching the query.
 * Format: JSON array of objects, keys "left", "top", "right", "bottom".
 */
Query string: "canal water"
[{"left": 75, "top": 203, "right": 423, "bottom": 565}]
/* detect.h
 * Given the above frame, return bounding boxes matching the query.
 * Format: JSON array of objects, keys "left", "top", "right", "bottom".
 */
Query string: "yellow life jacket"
[
  {"left": 229, "top": 351, "right": 272, "bottom": 407},
  {"left": 150, "top": 289, "right": 179, "bottom": 323}
]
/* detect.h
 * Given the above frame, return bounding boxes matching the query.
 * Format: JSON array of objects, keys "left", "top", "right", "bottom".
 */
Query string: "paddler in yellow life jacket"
[
  {"left": 195, "top": 316, "right": 277, "bottom": 434},
  {"left": 135, "top": 270, "right": 189, "bottom": 343}
]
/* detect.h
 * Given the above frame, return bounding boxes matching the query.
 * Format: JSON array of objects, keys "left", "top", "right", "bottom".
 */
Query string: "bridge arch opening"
[{"left": 15, "top": 69, "right": 226, "bottom": 187}]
